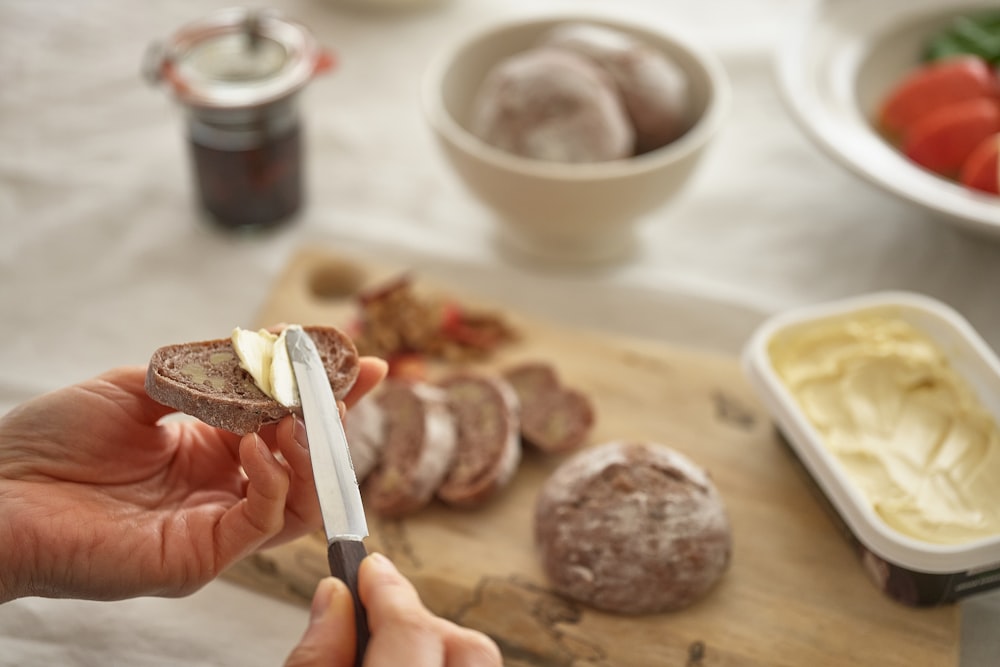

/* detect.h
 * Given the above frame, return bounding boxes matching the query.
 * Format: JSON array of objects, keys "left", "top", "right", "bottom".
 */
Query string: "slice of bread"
[
  {"left": 436, "top": 372, "right": 521, "bottom": 508},
  {"left": 503, "top": 361, "right": 594, "bottom": 453},
  {"left": 145, "top": 325, "right": 360, "bottom": 434},
  {"left": 362, "top": 379, "right": 458, "bottom": 517},
  {"left": 342, "top": 394, "right": 386, "bottom": 483}
]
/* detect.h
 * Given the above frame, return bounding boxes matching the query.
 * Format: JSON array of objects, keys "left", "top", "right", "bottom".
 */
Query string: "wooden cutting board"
[{"left": 223, "top": 247, "right": 959, "bottom": 667}]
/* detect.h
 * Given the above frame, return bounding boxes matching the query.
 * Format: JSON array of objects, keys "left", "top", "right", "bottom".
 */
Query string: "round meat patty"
[{"left": 534, "top": 440, "right": 732, "bottom": 614}]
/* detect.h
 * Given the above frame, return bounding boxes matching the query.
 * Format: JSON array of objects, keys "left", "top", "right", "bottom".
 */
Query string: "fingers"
[
  {"left": 275, "top": 416, "right": 313, "bottom": 497},
  {"left": 284, "top": 577, "right": 356, "bottom": 667},
  {"left": 285, "top": 554, "right": 502, "bottom": 667},
  {"left": 440, "top": 621, "right": 504, "bottom": 667},
  {"left": 267, "top": 354, "right": 385, "bottom": 510},
  {"left": 95, "top": 365, "right": 148, "bottom": 393},
  {"left": 263, "top": 415, "right": 322, "bottom": 545},
  {"left": 361, "top": 553, "right": 444, "bottom": 665},
  {"left": 343, "top": 357, "right": 388, "bottom": 409},
  {"left": 257, "top": 355, "right": 385, "bottom": 547},
  {"left": 95, "top": 365, "right": 182, "bottom": 425},
  {"left": 213, "top": 433, "right": 290, "bottom": 567},
  {"left": 358, "top": 553, "right": 503, "bottom": 666}
]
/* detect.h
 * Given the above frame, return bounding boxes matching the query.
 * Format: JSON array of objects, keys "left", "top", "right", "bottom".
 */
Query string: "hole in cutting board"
[{"left": 307, "top": 261, "right": 367, "bottom": 302}]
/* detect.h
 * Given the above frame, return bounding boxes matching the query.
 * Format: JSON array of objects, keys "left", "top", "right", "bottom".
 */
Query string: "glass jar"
[{"left": 144, "top": 8, "right": 333, "bottom": 230}]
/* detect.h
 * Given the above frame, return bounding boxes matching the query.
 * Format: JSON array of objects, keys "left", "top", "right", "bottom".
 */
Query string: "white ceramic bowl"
[
  {"left": 743, "top": 291, "right": 1000, "bottom": 605},
  {"left": 421, "top": 12, "right": 729, "bottom": 264},
  {"left": 775, "top": 0, "right": 1000, "bottom": 238}
]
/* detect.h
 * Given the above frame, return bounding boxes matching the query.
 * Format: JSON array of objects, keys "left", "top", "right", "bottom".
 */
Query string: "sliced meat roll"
[
  {"left": 342, "top": 394, "right": 385, "bottom": 483},
  {"left": 361, "top": 380, "right": 458, "bottom": 517},
  {"left": 437, "top": 373, "right": 522, "bottom": 508},
  {"left": 503, "top": 361, "right": 595, "bottom": 453}
]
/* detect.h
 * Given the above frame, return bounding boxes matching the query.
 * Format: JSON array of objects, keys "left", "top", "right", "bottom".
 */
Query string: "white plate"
[{"left": 775, "top": 0, "right": 1000, "bottom": 238}]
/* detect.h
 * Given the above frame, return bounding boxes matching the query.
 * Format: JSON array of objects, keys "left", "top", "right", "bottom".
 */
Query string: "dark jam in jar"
[{"left": 188, "top": 107, "right": 302, "bottom": 230}]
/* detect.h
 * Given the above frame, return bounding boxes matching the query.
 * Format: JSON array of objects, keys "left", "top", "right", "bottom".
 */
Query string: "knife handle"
[{"left": 328, "top": 540, "right": 370, "bottom": 667}]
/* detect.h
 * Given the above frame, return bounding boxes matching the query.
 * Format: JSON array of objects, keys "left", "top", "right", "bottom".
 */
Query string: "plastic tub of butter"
[{"left": 742, "top": 291, "right": 1000, "bottom": 606}]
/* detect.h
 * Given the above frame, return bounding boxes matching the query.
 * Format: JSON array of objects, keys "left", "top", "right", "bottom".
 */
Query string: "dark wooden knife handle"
[{"left": 328, "top": 539, "right": 370, "bottom": 667}]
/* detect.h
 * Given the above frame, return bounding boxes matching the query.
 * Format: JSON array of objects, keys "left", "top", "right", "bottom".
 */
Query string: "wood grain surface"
[{"left": 222, "top": 247, "right": 959, "bottom": 667}]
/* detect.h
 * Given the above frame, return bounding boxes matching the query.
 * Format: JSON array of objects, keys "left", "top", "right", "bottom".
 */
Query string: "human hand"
[
  {"left": 0, "top": 358, "right": 386, "bottom": 603},
  {"left": 285, "top": 553, "right": 502, "bottom": 667}
]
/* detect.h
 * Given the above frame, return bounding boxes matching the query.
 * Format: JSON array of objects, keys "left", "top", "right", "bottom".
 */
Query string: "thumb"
[{"left": 284, "top": 577, "right": 357, "bottom": 667}]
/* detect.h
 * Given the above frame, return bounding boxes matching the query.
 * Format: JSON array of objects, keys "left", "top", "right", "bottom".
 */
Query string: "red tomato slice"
[
  {"left": 879, "top": 56, "right": 999, "bottom": 140},
  {"left": 902, "top": 98, "right": 1000, "bottom": 176},
  {"left": 960, "top": 133, "right": 1000, "bottom": 195},
  {"left": 438, "top": 300, "right": 464, "bottom": 335}
]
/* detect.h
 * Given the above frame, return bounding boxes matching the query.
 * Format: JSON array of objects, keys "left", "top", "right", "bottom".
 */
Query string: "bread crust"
[
  {"left": 144, "top": 325, "right": 360, "bottom": 434},
  {"left": 534, "top": 441, "right": 731, "bottom": 614}
]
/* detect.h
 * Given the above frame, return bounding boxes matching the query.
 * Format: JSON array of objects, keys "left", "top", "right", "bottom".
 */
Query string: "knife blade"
[{"left": 284, "top": 325, "right": 369, "bottom": 666}]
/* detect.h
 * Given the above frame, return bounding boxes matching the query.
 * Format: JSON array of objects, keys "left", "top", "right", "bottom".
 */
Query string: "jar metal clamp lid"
[{"left": 143, "top": 7, "right": 334, "bottom": 110}]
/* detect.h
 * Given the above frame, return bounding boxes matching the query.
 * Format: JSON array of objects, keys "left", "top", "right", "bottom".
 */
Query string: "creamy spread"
[
  {"left": 231, "top": 326, "right": 300, "bottom": 407},
  {"left": 769, "top": 313, "right": 1000, "bottom": 545}
]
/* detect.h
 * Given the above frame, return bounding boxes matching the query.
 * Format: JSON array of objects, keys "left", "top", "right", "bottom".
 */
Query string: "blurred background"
[{"left": 2, "top": 0, "right": 999, "bottom": 665}]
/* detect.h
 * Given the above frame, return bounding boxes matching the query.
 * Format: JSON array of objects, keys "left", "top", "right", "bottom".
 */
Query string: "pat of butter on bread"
[{"left": 231, "top": 326, "right": 301, "bottom": 408}]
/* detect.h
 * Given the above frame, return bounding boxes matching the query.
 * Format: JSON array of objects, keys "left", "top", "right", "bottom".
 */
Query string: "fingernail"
[
  {"left": 253, "top": 434, "right": 276, "bottom": 463},
  {"left": 367, "top": 551, "right": 396, "bottom": 573},
  {"left": 367, "top": 356, "right": 390, "bottom": 377},
  {"left": 310, "top": 577, "right": 338, "bottom": 622},
  {"left": 293, "top": 415, "right": 309, "bottom": 450}
]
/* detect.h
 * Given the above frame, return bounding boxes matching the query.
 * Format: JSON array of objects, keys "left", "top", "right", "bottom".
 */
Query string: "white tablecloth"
[{"left": 2, "top": 0, "right": 999, "bottom": 664}]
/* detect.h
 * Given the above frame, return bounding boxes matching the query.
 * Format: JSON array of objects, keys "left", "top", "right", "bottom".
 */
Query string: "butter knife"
[{"left": 284, "top": 326, "right": 369, "bottom": 666}]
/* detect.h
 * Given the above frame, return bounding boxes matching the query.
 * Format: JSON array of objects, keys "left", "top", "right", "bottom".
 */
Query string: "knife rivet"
[{"left": 686, "top": 640, "right": 705, "bottom": 665}]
